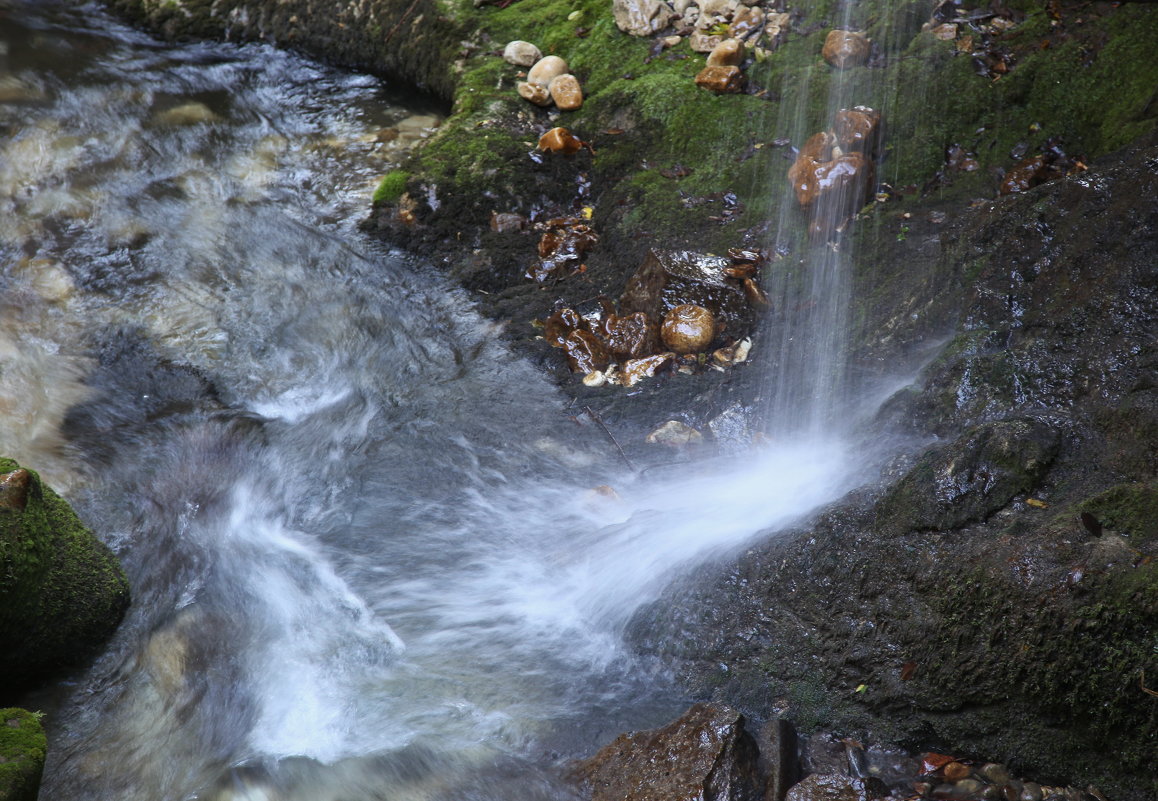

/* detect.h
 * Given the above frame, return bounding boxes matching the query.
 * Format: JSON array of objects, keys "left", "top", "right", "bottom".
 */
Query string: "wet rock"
[
  {"left": 518, "top": 80, "right": 553, "bottom": 107},
  {"left": 549, "top": 74, "right": 584, "bottom": 111},
  {"left": 661, "top": 304, "right": 716, "bottom": 353},
  {"left": 0, "top": 458, "right": 130, "bottom": 693},
  {"left": 543, "top": 306, "right": 588, "bottom": 348},
  {"left": 0, "top": 468, "right": 32, "bottom": 512},
  {"left": 502, "top": 40, "right": 542, "bottom": 67},
  {"left": 647, "top": 420, "right": 704, "bottom": 446},
  {"left": 152, "top": 101, "right": 217, "bottom": 126},
  {"left": 834, "top": 106, "right": 881, "bottom": 157},
  {"left": 785, "top": 774, "right": 889, "bottom": 801},
  {"left": 562, "top": 329, "right": 610, "bottom": 374},
  {"left": 537, "top": 127, "right": 589, "bottom": 155},
  {"left": 707, "top": 38, "right": 745, "bottom": 68},
  {"left": 0, "top": 708, "right": 46, "bottom": 801},
  {"left": 787, "top": 121, "right": 877, "bottom": 238},
  {"left": 764, "top": 12, "right": 792, "bottom": 44},
  {"left": 527, "top": 55, "right": 568, "bottom": 87},
  {"left": 874, "top": 418, "right": 1061, "bottom": 535},
  {"left": 598, "top": 309, "right": 658, "bottom": 358},
  {"left": 822, "top": 30, "right": 871, "bottom": 69},
  {"left": 695, "top": 65, "right": 745, "bottom": 93},
  {"left": 621, "top": 352, "right": 675, "bottom": 387},
  {"left": 619, "top": 249, "right": 754, "bottom": 342},
  {"left": 612, "top": 0, "right": 674, "bottom": 36},
  {"left": 489, "top": 211, "right": 528, "bottom": 233},
  {"left": 569, "top": 703, "right": 762, "bottom": 801},
  {"left": 526, "top": 216, "right": 598, "bottom": 282}
]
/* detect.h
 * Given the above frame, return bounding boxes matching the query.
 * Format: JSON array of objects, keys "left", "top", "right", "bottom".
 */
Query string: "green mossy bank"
[
  {"left": 0, "top": 709, "right": 46, "bottom": 801},
  {"left": 0, "top": 458, "right": 130, "bottom": 698}
]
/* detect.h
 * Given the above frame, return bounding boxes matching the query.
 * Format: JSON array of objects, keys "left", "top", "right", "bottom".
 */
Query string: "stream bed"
[{"left": 1, "top": 2, "right": 867, "bottom": 798}]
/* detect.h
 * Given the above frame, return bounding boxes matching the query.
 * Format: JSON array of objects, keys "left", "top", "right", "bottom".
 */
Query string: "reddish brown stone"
[
  {"left": 695, "top": 65, "right": 745, "bottom": 94},
  {"left": 562, "top": 329, "right": 610, "bottom": 373},
  {"left": 822, "top": 29, "right": 870, "bottom": 69},
  {"left": 834, "top": 106, "right": 881, "bottom": 156},
  {"left": 0, "top": 468, "right": 32, "bottom": 511},
  {"left": 619, "top": 249, "right": 754, "bottom": 339},
  {"left": 569, "top": 703, "right": 763, "bottom": 801},
  {"left": 661, "top": 304, "right": 716, "bottom": 354}
]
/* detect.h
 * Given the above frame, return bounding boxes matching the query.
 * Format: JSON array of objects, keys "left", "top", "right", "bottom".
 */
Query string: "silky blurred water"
[{"left": 1, "top": 2, "right": 865, "bottom": 799}]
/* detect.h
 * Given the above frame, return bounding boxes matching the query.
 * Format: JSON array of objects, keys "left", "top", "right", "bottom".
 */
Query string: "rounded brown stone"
[
  {"left": 527, "top": 55, "right": 568, "bottom": 87},
  {"left": 706, "top": 38, "right": 745, "bottom": 67},
  {"left": 661, "top": 304, "right": 715, "bottom": 353},
  {"left": 549, "top": 74, "right": 583, "bottom": 111}
]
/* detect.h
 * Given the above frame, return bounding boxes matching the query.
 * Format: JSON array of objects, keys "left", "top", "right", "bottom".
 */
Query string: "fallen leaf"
[{"left": 1026, "top": 498, "right": 1048, "bottom": 508}]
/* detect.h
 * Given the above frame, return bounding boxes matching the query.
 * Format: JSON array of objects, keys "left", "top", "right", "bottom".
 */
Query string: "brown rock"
[
  {"left": 562, "top": 329, "right": 610, "bottom": 374},
  {"left": 822, "top": 29, "right": 870, "bottom": 69},
  {"left": 620, "top": 249, "right": 754, "bottom": 338},
  {"left": 0, "top": 468, "right": 32, "bottom": 512},
  {"left": 569, "top": 703, "right": 763, "bottom": 801},
  {"left": 549, "top": 74, "right": 583, "bottom": 111},
  {"left": 695, "top": 65, "right": 745, "bottom": 93},
  {"left": 785, "top": 774, "right": 886, "bottom": 801},
  {"left": 489, "top": 211, "right": 528, "bottom": 233},
  {"left": 525, "top": 216, "right": 598, "bottom": 282},
  {"left": 598, "top": 311, "right": 658, "bottom": 358},
  {"left": 707, "top": 38, "right": 745, "bottom": 67},
  {"left": 661, "top": 304, "right": 716, "bottom": 353},
  {"left": 543, "top": 306, "right": 586, "bottom": 348},
  {"left": 537, "top": 127, "right": 586, "bottom": 154},
  {"left": 527, "top": 55, "right": 568, "bottom": 87},
  {"left": 833, "top": 106, "right": 881, "bottom": 156},
  {"left": 518, "top": 81, "right": 552, "bottom": 107}
]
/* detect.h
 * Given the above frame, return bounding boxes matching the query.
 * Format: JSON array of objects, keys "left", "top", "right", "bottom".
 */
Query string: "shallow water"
[{"left": 2, "top": 2, "right": 867, "bottom": 799}]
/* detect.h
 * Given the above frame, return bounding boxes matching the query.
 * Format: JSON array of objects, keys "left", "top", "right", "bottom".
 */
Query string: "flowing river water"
[{"left": 2, "top": 1, "right": 883, "bottom": 798}]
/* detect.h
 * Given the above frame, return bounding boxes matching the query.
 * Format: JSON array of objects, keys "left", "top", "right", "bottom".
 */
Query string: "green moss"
[
  {"left": 1080, "top": 482, "right": 1158, "bottom": 544},
  {"left": 372, "top": 169, "right": 410, "bottom": 205},
  {"left": 0, "top": 708, "right": 46, "bottom": 801},
  {"left": 0, "top": 458, "right": 130, "bottom": 694}
]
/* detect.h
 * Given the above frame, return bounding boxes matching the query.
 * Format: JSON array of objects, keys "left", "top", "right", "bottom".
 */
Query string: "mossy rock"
[
  {"left": 0, "top": 709, "right": 46, "bottom": 801},
  {"left": 0, "top": 459, "right": 130, "bottom": 697}
]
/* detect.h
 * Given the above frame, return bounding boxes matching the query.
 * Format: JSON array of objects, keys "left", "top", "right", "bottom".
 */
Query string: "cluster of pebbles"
[
  {"left": 502, "top": 41, "right": 584, "bottom": 110},
  {"left": 613, "top": 0, "right": 792, "bottom": 55}
]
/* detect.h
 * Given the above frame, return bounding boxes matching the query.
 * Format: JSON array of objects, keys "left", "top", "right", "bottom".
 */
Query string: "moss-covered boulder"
[
  {"left": 0, "top": 459, "right": 130, "bottom": 698},
  {"left": 0, "top": 709, "right": 46, "bottom": 801}
]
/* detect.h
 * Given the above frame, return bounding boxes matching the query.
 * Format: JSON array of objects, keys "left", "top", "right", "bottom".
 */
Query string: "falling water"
[{"left": 1, "top": 2, "right": 886, "bottom": 799}]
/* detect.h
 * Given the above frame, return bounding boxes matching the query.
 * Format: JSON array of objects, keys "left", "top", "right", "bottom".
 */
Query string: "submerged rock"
[
  {"left": 0, "top": 459, "right": 130, "bottom": 693},
  {"left": 569, "top": 703, "right": 763, "bottom": 801},
  {"left": 646, "top": 419, "right": 703, "bottom": 446}
]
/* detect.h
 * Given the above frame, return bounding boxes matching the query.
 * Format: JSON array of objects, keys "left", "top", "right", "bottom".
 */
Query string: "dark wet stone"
[
  {"left": 619, "top": 249, "right": 753, "bottom": 342},
  {"left": 785, "top": 774, "right": 889, "bottom": 801},
  {"left": 875, "top": 418, "right": 1060, "bottom": 535},
  {"left": 568, "top": 703, "right": 763, "bottom": 801},
  {"left": 562, "top": 329, "right": 610, "bottom": 374}
]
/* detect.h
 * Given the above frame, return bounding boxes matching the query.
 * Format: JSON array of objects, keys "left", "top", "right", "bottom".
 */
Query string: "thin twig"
[
  {"left": 382, "top": 0, "right": 423, "bottom": 46},
  {"left": 1141, "top": 670, "right": 1158, "bottom": 698},
  {"left": 584, "top": 405, "right": 636, "bottom": 473}
]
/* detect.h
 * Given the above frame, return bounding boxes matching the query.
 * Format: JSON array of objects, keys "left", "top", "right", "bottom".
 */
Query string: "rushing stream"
[{"left": 2, "top": 2, "right": 877, "bottom": 799}]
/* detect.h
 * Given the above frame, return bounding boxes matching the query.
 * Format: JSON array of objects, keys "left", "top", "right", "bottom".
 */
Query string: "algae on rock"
[
  {"left": 0, "top": 708, "right": 46, "bottom": 801},
  {"left": 0, "top": 458, "right": 130, "bottom": 697}
]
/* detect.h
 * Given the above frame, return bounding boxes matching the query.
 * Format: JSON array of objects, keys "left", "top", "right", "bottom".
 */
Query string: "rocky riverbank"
[{"left": 85, "top": 0, "right": 1158, "bottom": 797}]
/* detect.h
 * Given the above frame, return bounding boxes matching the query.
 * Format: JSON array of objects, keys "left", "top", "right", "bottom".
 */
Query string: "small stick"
[{"left": 584, "top": 405, "right": 636, "bottom": 473}]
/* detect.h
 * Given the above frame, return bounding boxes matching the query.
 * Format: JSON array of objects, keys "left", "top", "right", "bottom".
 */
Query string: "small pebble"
[
  {"left": 518, "top": 81, "right": 552, "bottom": 106},
  {"left": 549, "top": 74, "right": 583, "bottom": 111},
  {"left": 528, "top": 55, "right": 568, "bottom": 87},
  {"left": 503, "top": 40, "right": 542, "bottom": 67},
  {"left": 706, "top": 38, "right": 745, "bottom": 67}
]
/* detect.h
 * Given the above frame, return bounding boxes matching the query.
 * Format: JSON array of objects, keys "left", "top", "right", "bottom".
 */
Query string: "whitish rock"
[
  {"left": 698, "top": 0, "right": 738, "bottom": 17},
  {"left": 688, "top": 30, "right": 725, "bottom": 53},
  {"left": 527, "top": 55, "right": 569, "bottom": 87},
  {"left": 706, "top": 38, "right": 745, "bottom": 67},
  {"left": 612, "top": 0, "right": 674, "bottom": 36},
  {"left": 549, "top": 74, "right": 583, "bottom": 111},
  {"left": 503, "top": 40, "right": 542, "bottom": 66},
  {"left": 646, "top": 420, "right": 703, "bottom": 447},
  {"left": 822, "top": 29, "right": 871, "bottom": 69},
  {"left": 765, "top": 12, "right": 791, "bottom": 41},
  {"left": 518, "top": 80, "right": 552, "bottom": 106},
  {"left": 728, "top": 5, "right": 764, "bottom": 40}
]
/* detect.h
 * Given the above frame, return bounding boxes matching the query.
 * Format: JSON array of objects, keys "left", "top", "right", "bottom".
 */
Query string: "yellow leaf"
[
  {"left": 854, "top": 684, "right": 867, "bottom": 694},
  {"left": 581, "top": 206, "right": 594, "bottom": 219},
  {"left": 1026, "top": 498, "right": 1048, "bottom": 508}
]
